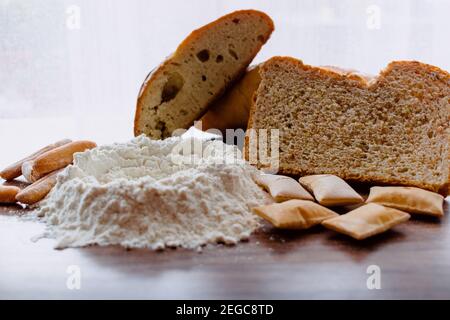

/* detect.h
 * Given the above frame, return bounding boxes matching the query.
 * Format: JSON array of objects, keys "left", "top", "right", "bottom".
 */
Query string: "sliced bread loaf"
[
  {"left": 197, "top": 65, "right": 261, "bottom": 133},
  {"left": 134, "top": 10, "right": 274, "bottom": 139},
  {"left": 246, "top": 57, "right": 450, "bottom": 194}
]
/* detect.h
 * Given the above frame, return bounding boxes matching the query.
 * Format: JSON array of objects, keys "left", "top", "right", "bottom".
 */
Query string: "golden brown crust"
[
  {"left": 134, "top": 10, "right": 274, "bottom": 137},
  {"left": 198, "top": 65, "right": 261, "bottom": 132},
  {"left": 22, "top": 141, "right": 97, "bottom": 183},
  {"left": 258, "top": 57, "right": 450, "bottom": 89},
  {"left": 252, "top": 200, "right": 338, "bottom": 230},
  {"left": 176, "top": 10, "right": 274, "bottom": 55},
  {"left": 16, "top": 169, "right": 62, "bottom": 205},
  {"left": 244, "top": 66, "right": 262, "bottom": 161},
  {"left": 319, "top": 65, "right": 377, "bottom": 83},
  {"left": 245, "top": 56, "right": 450, "bottom": 195},
  {"left": 134, "top": 59, "right": 172, "bottom": 137},
  {"left": 382, "top": 60, "right": 450, "bottom": 81},
  {"left": 0, "top": 185, "right": 21, "bottom": 204}
]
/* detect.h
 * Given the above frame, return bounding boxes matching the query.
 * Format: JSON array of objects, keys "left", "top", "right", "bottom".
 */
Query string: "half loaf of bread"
[
  {"left": 197, "top": 65, "right": 261, "bottom": 133},
  {"left": 246, "top": 57, "right": 450, "bottom": 194},
  {"left": 134, "top": 10, "right": 274, "bottom": 139}
]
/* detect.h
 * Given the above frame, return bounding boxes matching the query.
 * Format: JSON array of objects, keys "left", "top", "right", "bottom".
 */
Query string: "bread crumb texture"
[
  {"left": 135, "top": 10, "right": 274, "bottom": 139},
  {"left": 248, "top": 57, "right": 450, "bottom": 194}
]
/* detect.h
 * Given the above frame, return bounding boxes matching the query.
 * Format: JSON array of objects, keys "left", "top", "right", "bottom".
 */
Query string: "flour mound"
[{"left": 37, "top": 135, "right": 270, "bottom": 250}]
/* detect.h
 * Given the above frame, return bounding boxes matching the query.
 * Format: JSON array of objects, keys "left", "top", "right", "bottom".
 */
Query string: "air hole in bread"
[
  {"left": 257, "top": 35, "right": 265, "bottom": 42},
  {"left": 196, "top": 49, "right": 210, "bottom": 62},
  {"left": 232, "top": 18, "right": 240, "bottom": 24},
  {"left": 161, "top": 72, "right": 184, "bottom": 104},
  {"left": 202, "top": 75, "right": 207, "bottom": 81},
  {"left": 156, "top": 120, "right": 167, "bottom": 133},
  {"left": 228, "top": 49, "right": 239, "bottom": 60},
  {"left": 216, "top": 55, "right": 224, "bottom": 63}
]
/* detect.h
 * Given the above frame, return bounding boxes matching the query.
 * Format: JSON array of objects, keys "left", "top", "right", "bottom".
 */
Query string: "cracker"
[
  {"left": 322, "top": 203, "right": 410, "bottom": 240},
  {"left": 254, "top": 174, "right": 313, "bottom": 202},
  {"left": 366, "top": 186, "right": 444, "bottom": 217},
  {"left": 299, "top": 174, "right": 363, "bottom": 206},
  {"left": 252, "top": 199, "right": 338, "bottom": 229}
]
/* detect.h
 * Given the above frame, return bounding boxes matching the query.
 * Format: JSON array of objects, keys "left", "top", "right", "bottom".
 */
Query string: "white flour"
[{"left": 36, "top": 135, "right": 271, "bottom": 250}]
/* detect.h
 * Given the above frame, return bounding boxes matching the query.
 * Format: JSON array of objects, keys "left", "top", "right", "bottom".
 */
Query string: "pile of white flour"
[{"left": 36, "top": 135, "right": 271, "bottom": 250}]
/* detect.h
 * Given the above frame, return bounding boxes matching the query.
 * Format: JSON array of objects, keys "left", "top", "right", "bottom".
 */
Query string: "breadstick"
[
  {"left": 22, "top": 140, "right": 97, "bottom": 183},
  {"left": 16, "top": 169, "right": 62, "bottom": 205},
  {"left": 0, "top": 139, "right": 72, "bottom": 181},
  {"left": 0, "top": 185, "right": 21, "bottom": 204}
]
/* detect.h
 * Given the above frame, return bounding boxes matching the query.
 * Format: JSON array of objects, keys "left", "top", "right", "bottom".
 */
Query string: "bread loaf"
[
  {"left": 299, "top": 174, "right": 363, "bottom": 206},
  {"left": 246, "top": 57, "right": 450, "bottom": 195},
  {"left": 197, "top": 65, "right": 261, "bottom": 133},
  {"left": 135, "top": 10, "right": 274, "bottom": 139}
]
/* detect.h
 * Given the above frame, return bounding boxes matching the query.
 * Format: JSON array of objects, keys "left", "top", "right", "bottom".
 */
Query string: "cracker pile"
[{"left": 252, "top": 173, "right": 445, "bottom": 240}]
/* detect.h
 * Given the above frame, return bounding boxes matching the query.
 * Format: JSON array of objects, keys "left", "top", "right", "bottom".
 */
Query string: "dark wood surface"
[
  {"left": 1, "top": 187, "right": 449, "bottom": 299},
  {"left": 0, "top": 129, "right": 449, "bottom": 299}
]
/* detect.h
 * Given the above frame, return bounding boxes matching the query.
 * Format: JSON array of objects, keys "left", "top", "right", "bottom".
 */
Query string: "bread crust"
[
  {"left": 253, "top": 56, "right": 450, "bottom": 88},
  {"left": 22, "top": 141, "right": 97, "bottom": 183},
  {"left": 16, "top": 169, "right": 62, "bottom": 205},
  {"left": 245, "top": 57, "right": 450, "bottom": 195},
  {"left": 0, "top": 185, "right": 21, "bottom": 204},
  {"left": 198, "top": 65, "right": 261, "bottom": 132},
  {"left": 134, "top": 10, "right": 274, "bottom": 137}
]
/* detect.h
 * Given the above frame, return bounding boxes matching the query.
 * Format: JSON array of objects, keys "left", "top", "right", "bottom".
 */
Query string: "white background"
[{"left": 1, "top": 0, "right": 449, "bottom": 155}]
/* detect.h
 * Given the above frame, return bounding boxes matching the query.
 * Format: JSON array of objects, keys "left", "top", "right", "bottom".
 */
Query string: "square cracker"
[{"left": 322, "top": 203, "right": 410, "bottom": 240}]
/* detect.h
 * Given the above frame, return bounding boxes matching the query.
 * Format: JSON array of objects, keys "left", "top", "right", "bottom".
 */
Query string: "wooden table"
[{"left": 1, "top": 119, "right": 449, "bottom": 299}]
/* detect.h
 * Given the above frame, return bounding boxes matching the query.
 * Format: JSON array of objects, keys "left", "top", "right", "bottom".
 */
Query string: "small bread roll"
[
  {"left": 22, "top": 140, "right": 97, "bottom": 183},
  {"left": 0, "top": 185, "right": 21, "bottom": 204}
]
